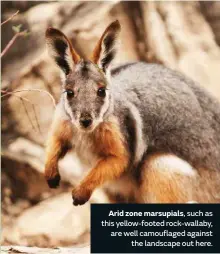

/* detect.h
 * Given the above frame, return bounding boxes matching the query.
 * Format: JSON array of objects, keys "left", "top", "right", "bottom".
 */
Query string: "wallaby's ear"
[
  {"left": 46, "top": 28, "right": 80, "bottom": 75},
  {"left": 91, "top": 20, "right": 121, "bottom": 73}
]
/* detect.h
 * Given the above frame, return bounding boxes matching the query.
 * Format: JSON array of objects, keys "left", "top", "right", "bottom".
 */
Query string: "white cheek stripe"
[
  {"left": 126, "top": 100, "right": 146, "bottom": 166},
  {"left": 63, "top": 94, "right": 76, "bottom": 122},
  {"left": 99, "top": 91, "right": 110, "bottom": 121}
]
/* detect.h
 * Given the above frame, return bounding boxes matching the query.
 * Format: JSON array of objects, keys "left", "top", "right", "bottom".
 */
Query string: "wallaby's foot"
[
  {"left": 44, "top": 164, "right": 61, "bottom": 188},
  {"left": 45, "top": 172, "right": 61, "bottom": 189},
  {"left": 47, "top": 174, "right": 60, "bottom": 188},
  {"left": 72, "top": 187, "right": 91, "bottom": 206}
]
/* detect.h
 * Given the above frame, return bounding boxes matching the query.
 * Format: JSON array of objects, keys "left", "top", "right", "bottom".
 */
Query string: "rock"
[
  {"left": 200, "top": 2, "right": 220, "bottom": 46},
  {"left": 1, "top": 245, "right": 90, "bottom": 254},
  {"left": 141, "top": 1, "right": 220, "bottom": 98},
  {"left": 2, "top": 191, "right": 108, "bottom": 248},
  {"left": 1, "top": 138, "right": 71, "bottom": 233},
  {"left": 1, "top": 137, "right": 108, "bottom": 247},
  {"left": 3, "top": 137, "right": 83, "bottom": 183}
]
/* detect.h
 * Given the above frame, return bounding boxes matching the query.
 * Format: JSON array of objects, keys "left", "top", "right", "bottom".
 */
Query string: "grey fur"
[
  {"left": 61, "top": 60, "right": 112, "bottom": 131},
  {"left": 111, "top": 62, "right": 220, "bottom": 171},
  {"left": 60, "top": 60, "right": 220, "bottom": 172}
]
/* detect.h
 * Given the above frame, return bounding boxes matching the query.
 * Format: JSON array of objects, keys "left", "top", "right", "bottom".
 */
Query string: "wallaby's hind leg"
[
  {"left": 137, "top": 153, "right": 220, "bottom": 203},
  {"left": 137, "top": 153, "right": 198, "bottom": 203}
]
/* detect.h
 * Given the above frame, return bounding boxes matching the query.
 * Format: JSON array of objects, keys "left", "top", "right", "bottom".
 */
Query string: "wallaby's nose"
[
  {"left": 80, "top": 113, "right": 93, "bottom": 128},
  {"left": 80, "top": 118, "right": 92, "bottom": 128}
]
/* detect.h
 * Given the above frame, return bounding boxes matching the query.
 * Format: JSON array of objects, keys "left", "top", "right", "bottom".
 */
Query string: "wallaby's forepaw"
[
  {"left": 45, "top": 173, "right": 61, "bottom": 189},
  {"left": 72, "top": 187, "right": 91, "bottom": 206}
]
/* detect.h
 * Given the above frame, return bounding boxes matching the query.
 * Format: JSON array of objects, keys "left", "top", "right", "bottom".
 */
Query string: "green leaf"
[{"left": 12, "top": 24, "right": 22, "bottom": 33}]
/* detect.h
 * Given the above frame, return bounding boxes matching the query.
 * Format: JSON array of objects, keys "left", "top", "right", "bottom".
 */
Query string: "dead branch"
[
  {"left": 1, "top": 10, "right": 19, "bottom": 26},
  {"left": 1, "top": 31, "right": 28, "bottom": 58},
  {"left": 20, "top": 97, "right": 37, "bottom": 133},
  {"left": 1, "top": 90, "right": 42, "bottom": 134},
  {"left": 1, "top": 88, "right": 56, "bottom": 108},
  {"left": 1, "top": 10, "right": 44, "bottom": 137},
  {"left": 32, "top": 104, "right": 42, "bottom": 135}
]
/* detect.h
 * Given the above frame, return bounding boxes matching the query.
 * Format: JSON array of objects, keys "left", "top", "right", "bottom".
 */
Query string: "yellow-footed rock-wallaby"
[{"left": 44, "top": 21, "right": 220, "bottom": 205}]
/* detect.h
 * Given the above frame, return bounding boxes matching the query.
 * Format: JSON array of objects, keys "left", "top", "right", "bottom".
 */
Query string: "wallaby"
[{"left": 44, "top": 20, "right": 220, "bottom": 205}]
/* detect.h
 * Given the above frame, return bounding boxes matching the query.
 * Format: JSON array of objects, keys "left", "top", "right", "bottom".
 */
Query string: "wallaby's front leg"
[
  {"left": 72, "top": 122, "right": 129, "bottom": 205},
  {"left": 44, "top": 114, "right": 73, "bottom": 188},
  {"left": 72, "top": 156, "right": 128, "bottom": 205}
]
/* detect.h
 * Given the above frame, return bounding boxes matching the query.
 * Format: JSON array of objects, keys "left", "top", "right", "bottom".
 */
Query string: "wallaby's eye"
[
  {"left": 66, "top": 89, "right": 74, "bottom": 99},
  {"left": 97, "top": 87, "right": 106, "bottom": 98}
]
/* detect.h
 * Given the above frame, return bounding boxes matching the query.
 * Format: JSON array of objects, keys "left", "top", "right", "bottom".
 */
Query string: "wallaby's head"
[{"left": 46, "top": 21, "right": 121, "bottom": 131}]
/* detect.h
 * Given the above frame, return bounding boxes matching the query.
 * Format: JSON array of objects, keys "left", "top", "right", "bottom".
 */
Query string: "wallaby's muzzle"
[{"left": 79, "top": 113, "right": 93, "bottom": 128}]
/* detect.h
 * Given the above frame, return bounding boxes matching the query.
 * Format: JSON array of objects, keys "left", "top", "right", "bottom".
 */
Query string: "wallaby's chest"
[
  {"left": 71, "top": 119, "right": 126, "bottom": 170},
  {"left": 71, "top": 133, "right": 100, "bottom": 169}
]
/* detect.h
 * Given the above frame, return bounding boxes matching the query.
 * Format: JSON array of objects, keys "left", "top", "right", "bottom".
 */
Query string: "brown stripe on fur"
[{"left": 91, "top": 20, "right": 120, "bottom": 64}]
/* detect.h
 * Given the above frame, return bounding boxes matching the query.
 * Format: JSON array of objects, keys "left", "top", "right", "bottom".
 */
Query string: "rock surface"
[{"left": 1, "top": 246, "right": 90, "bottom": 254}]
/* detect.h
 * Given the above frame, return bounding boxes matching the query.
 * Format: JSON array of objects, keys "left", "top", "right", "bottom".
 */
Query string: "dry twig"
[
  {"left": 1, "top": 30, "right": 28, "bottom": 58},
  {"left": 1, "top": 10, "right": 19, "bottom": 26},
  {"left": 20, "top": 97, "right": 38, "bottom": 133},
  {"left": 1, "top": 10, "right": 51, "bottom": 136},
  {"left": 1, "top": 10, "right": 29, "bottom": 58},
  {"left": 1, "top": 88, "right": 56, "bottom": 107},
  {"left": 1, "top": 88, "right": 56, "bottom": 108},
  {"left": 1, "top": 90, "right": 41, "bottom": 133},
  {"left": 1, "top": 87, "right": 56, "bottom": 135}
]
